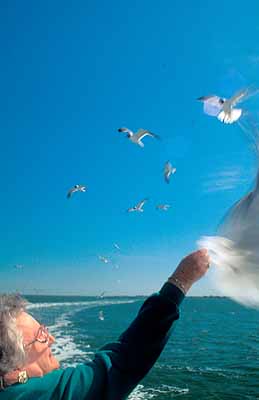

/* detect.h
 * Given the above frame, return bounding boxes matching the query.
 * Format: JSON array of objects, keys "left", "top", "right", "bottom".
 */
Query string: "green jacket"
[{"left": 0, "top": 282, "right": 184, "bottom": 400}]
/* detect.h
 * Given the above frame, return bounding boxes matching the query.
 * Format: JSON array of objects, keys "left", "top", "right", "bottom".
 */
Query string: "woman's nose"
[{"left": 49, "top": 334, "right": 55, "bottom": 345}]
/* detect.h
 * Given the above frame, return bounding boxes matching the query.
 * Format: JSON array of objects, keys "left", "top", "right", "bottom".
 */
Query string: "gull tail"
[{"left": 217, "top": 109, "right": 242, "bottom": 124}]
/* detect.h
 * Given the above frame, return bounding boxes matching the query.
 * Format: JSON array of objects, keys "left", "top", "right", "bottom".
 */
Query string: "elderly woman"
[{"left": 0, "top": 249, "right": 209, "bottom": 399}]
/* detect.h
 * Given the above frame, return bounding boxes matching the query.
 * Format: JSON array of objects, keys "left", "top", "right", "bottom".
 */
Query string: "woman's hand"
[{"left": 168, "top": 249, "right": 210, "bottom": 294}]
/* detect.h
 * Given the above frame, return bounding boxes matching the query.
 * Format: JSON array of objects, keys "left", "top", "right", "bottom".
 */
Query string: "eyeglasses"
[{"left": 24, "top": 325, "right": 50, "bottom": 348}]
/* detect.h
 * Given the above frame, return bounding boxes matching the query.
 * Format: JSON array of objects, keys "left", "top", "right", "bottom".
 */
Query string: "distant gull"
[
  {"left": 99, "top": 291, "right": 106, "bottom": 298},
  {"left": 156, "top": 204, "right": 171, "bottom": 211},
  {"left": 14, "top": 264, "right": 23, "bottom": 270},
  {"left": 197, "top": 87, "right": 257, "bottom": 124},
  {"left": 67, "top": 184, "right": 87, "bottom": 199},
  {"left": 118, "top": 127, "right": 160, "bottom": 148},
  {"left": 113, "top": 243, "right": 120, "bottom": 251},
  {"left": 98, "top": 255, "right": 109, "bottom": 264},
  {"left": 127, "top": 198, "right": 148, "bottom": 212},
  {"left": 98, "top": 310, "right": 104, "bottom": 321},
  {"left": 164, "top": 161, "right": 176, "bottom": 184}
]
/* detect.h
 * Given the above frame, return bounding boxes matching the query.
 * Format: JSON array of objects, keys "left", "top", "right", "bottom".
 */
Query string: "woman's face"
[{"left": 16, "top": 312, "right": 60, "bottom": 375}]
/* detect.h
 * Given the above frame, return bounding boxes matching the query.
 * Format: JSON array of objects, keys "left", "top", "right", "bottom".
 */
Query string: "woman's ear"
[{"left": 3, "top": 363, "right": 43, "bottom": 387}]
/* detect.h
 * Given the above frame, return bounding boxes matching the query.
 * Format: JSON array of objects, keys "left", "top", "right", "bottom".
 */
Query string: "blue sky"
[{"left": 1, "top": 0, "right": 259, "bottom": 295}]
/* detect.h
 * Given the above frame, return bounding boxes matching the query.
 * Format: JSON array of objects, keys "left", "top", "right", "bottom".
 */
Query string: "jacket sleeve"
[{"left": 91, "top": 281, "right": 185, "bottom": 400}]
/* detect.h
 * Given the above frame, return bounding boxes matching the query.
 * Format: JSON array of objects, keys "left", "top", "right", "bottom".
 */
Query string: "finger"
[{"left": 198, "top": 248, "right": 208, "bottom": 256}]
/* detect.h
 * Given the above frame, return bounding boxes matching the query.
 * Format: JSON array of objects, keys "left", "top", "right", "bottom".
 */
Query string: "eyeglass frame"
[{"left": 23, "top": 325, "right": 50, "bottom": 348}]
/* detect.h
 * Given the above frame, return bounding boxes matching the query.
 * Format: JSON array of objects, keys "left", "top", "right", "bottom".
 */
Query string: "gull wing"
[
  {"left": 164, "top": 161, "right": 172, "bottom": 172},
  {"left": 198, "top": 95, "right": 224, "bottom": 104},
  {"left": 164, "top": 161, "right": 172, "bottom": 183},
  {"left": 197, "top": 95, "right": 219, "bottom": 101},
  {"left": 198, "top": 95, "right": 224, "bottom": 116},
  {"left": 136, "top": 198, "right": 148, "bottom": 209},
  {"left": 67, "top": 188, "right": 76, "bottom": 199},
  {"left": 135, "top": 129, "right": 160, "bottom": 140},
  {"left": 118, "top": 127, "right": 134, "bottom": 136},
  {"left": 228, "top": 87, "right": 251, "bottom": 107},
  {"left": 164, "top": 172, "right": 170, "bottom": 183}
]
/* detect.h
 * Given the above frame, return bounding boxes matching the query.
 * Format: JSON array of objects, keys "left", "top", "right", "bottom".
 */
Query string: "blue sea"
[{"left": 25, "top": 295, "right": 259, "bottom": 399}]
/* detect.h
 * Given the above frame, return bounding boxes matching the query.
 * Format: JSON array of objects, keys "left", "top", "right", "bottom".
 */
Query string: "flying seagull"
[
  {"left": 98, "top": 310, "right": 104, "bottom": 321},
  {"left": 164, "top": 161, "right": 176, "bottom": 183},
  {"left": 67, "top": 185, "right": 86, "bottom": 199},
  {"left": 14, "top": 264, "right": 23, "bottom": 270},
  {"left": 98, "top": 255, "right": 109, "bottom": 264},
  {"left": 197, "top": 87, "right": 256, "bottom": 124},
  {"left": 113, "top": 243, "right": 120, "bottom": 251},
  {"left": 156, "top": 204, "right": 171, "bottom": 211},
  {"left": 127, "top": 198, "right": 148, "bottom": 212},
  {"left": 118, "top": 127, "right": 160, "bottom": 148}
]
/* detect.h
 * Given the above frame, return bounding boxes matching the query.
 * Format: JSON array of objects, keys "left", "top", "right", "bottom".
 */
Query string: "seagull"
[
  {"left": 98, "top": 310, "right": 104, "bottom": 321},
  {"left": 98, "top": 256, "right": 109, "bottom": 264},
  {"left": 156, "top": 204, "right": 171, "bottom": 211},
  {"left": 67, "top": 185, "right": 87, "bottom": 199},
  {"left": 113, "top": 243, "right": 120, "bottom": 251},
  {"left": 14, "top": 264, "right": 23, "bottom": 270},
  {"left": 197, "top": 87, "right": 256, "bottom": 124},
  {"left": 118, "top": 127, "right": 160, "bottom": 148},
  {"left": 127, "top": 198, "right": 148, "bottom": 212},
  {"left": 164, "top": 161, "right": 176, "bottom": 184},
  {"left": 99, "top": 291, "right": 106, "bottom": 298}
]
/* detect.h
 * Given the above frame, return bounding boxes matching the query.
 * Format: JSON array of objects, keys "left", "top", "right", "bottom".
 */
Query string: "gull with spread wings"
[
  {"left": 156, "top": 204, "right": 171, "bottom": 211},
  {"left": 67, "top": 185, "right": 87, "bottom": 199},
  {"left": 118, "top": 127, "right": 160, "bottom": 147},
  {"left": 197, "top": 87, "right": 258, "bottom": 124},
  {"left": 98, "top": 311, "right": 104, "bottom": 321},
  {"left": 113, "top": 243, "right": 121, "bottom": 251},
  {"left": 127, "top": 198, "right": 149, "bottom": 212},
  {"left": 164, "top": 161, "right": 176, "bottom": 184},
  {"left": 98, "top": 256, "right": 109, "bottom": 264}
]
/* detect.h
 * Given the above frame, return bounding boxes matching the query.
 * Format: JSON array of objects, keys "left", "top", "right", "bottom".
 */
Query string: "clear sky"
[{"left": 1, "top": 0, "right": 259, "bottom": 296}]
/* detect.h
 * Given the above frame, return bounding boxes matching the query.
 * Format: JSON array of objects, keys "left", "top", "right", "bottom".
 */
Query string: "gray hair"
[{"left": 0, "top": 294, "right": 27, "bottom": 375}]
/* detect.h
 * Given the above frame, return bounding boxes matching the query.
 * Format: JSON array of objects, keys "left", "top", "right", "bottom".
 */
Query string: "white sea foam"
[
  {"left": 47, "top": 310, "right": 91, "bottom": 367},
  {"left": 29, "top": 299, "right": 138, "bottom": 367},
  {"left": 128, "top": 385, "right": 155, "bottom": 400},
  {"left": 51, "top": 334, "right": 93, "bottom": 368},
  {"left": 128, "top": 384, "right": 189, "bottom": 399},
  {"left": 27, "top": 299, "right": 136, "bottom": 310},
  {"left": 155, "top": 364, "right": 232, "bottom": 378},
  {"left": 27, "top": 301, "right": 90, "bottom": 310}
]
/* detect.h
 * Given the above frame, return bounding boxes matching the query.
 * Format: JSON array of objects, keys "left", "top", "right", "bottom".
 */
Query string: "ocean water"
[{"left": 25, "top": 295, "right": 259, "bottom": 399}]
